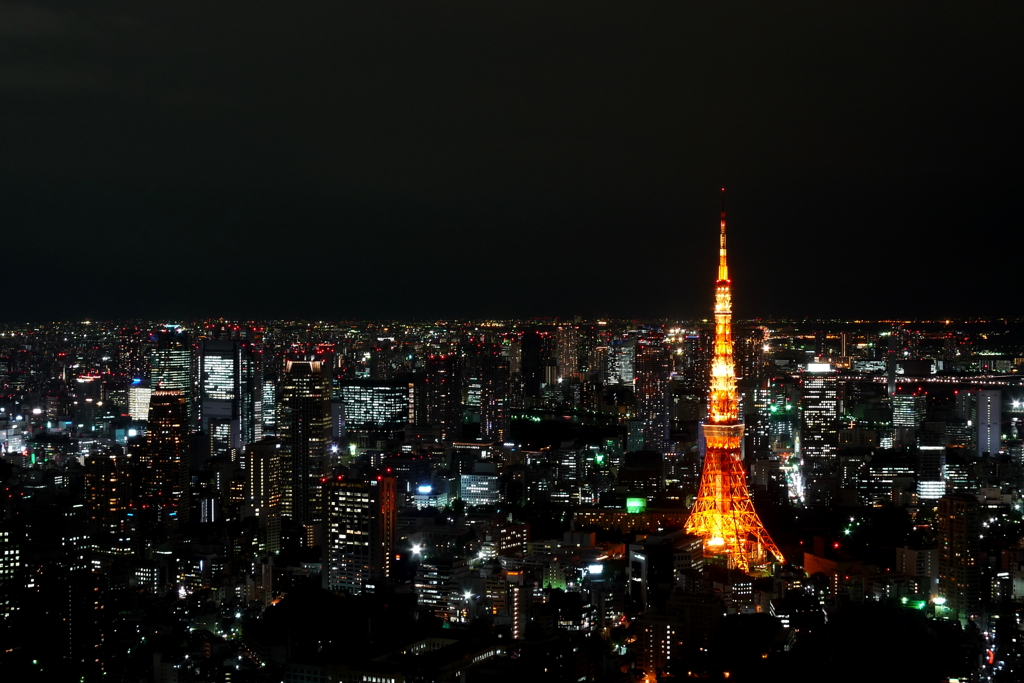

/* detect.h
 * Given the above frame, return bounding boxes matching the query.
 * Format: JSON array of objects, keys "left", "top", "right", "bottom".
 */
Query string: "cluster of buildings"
[{"left": 0, "top": 310, "right": 1020, "bottom": 681}]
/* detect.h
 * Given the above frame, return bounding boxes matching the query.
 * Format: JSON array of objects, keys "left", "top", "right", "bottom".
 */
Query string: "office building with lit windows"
[
  {"left": 800, "top": 365, "right": 839, "bottom": 460},
  {"left": 128, "top": 381, "right": 153, "bottom": 422},
  {"left": 198, "top": 339, "right": 263, "bottom": 459},
  {"left": 0, "top": 524, "right": 19, "bottom": 621},
  {"left": 338, "top": 380, "right": 409, "bottom": 439},
  {"left": 244, "top": 438, "right": 283, "bottom": 555},
  {"left": 478, "top": 355, "right": 510, "bottom": 443},
  {"left": 459, "top": 462, "right": 500, "bottom": 507},
  {"left": 323, "top": 476, "right": 396, "bottom": 595},
  {"left": 978, "top": 389, "right": 1001, "bottom": 456},
  {"left": 149, "top": 327, "right": 192, "bottom": 417}
]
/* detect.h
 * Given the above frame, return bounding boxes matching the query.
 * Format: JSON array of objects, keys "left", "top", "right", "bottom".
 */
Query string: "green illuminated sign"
[{"left": 626, "top": 498, "right": 646, "bottom": 514}]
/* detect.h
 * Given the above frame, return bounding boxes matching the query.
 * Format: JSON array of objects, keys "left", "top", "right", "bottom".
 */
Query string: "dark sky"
[{"left": 2, "top": 1, "right": 1021, "bottom": 322}]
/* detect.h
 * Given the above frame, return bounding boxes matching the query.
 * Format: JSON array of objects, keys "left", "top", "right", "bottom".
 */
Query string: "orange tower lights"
[{"left": 685, "top": 189, "right": 784, "bottom": 574}]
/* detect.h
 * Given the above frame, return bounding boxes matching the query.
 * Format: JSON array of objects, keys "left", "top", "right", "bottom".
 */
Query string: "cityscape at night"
[
  {"left": 4, "top": 225, "right": 1024, "bottom": 680},
  {"left": 1, "top": 2, "right": 1022, "bottom": 682}
]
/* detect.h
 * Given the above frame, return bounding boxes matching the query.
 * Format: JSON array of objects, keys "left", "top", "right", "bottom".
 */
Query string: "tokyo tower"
[{"left": 685, "top": 189, "right": 784, "bottom": 574}]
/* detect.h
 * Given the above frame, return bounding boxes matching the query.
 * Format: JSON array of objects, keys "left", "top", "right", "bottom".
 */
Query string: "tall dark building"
[
  {"left": 323, "top": 476, "right": 397, "bottom": 595},
  {"left": 141, "top": 390, "right": 191, "bottom": 524},
  {"left": 479, "top": 354, "right": 510, "bottom": 443},
  {"left": 85, "top": 448, "right": 132, "bottom": 535},
  {"left": 635, "top": 332, "right": 671, "bottom": 453},
  {"left": 424, "top": 354, "right": 462, "bottom": 442},
  {"left": 278, "top": 360, "right": 331, "bottom": 531},
  {"left": 679, "top": 331, "right": 712, "bottom": 397},
  {"left": 520, "top": 327, "right": 554, "bottom": 399},
  {"left": 938, "top": 493, "right": 981, "bottom": 619}
]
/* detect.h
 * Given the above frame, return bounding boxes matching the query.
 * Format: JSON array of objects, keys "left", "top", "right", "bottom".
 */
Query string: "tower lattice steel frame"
[{"left": 685, "top": 190, "right": 784, "bottom": 573}]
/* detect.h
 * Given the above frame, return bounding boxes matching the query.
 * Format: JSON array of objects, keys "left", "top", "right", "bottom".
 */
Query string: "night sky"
[{"left": 2, "top": 2, "right": 1021, "bottom": 322}]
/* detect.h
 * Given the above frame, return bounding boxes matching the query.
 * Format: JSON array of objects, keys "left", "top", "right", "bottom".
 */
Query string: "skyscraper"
[
  {"left": 634, "top": 331, "right": 671, "bottom": 453},
  {"left": 555, "top": 325, "right": 579, "bottom": 381},
  {"left": 800, "top": 366, "right": 839, "bottom": 460},
  {"left": 141, "top": 390, "right": 190, "bottom": 524},
  {"left": 478, "top": 354, "right": 510, "bottom": 443},
  {"left": 938, "top": 493, "right": 981, "bottom": 619},
  {"left": 978, "top": 389, "right": 1001, "bottom": 456},
  {"left": 85, "top": 448, "right": 132, "bottom": 535},
  {"left": 323, "top": 476, "right": 396, "bottom": 595},
  {"left": 892, "top": 390, "right": 928, "bottom": 428},
  {"left": 685, "top": 191, "right": 783, "bottom": 573},
  {"left": 244, "top": 438, "right": 282, "bottom": 556},
  {"left": 149, "top": 327, "right": 192, "bottom": 418},
  {"left": 197, "top": 338, "right": 263, "bottom": 459},
  {"left": 278, "top": 360, "right": 331, "bottom": 529},
  {"left": 338, "top": 379, "right": 410, "bottom": 441},
  {"left": 128, "top": 380, "right": 153, "bottom": 422},
  {"left": 520, "top": 327, "right": 554, "bottom": 399},
  {"left": 424, "top": 354, "right": 462, "bottom": 442}
]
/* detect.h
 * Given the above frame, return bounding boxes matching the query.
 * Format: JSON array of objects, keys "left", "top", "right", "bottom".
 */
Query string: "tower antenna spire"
[{"left": 718, "top": 188, "right": 728, "bottom": 281}]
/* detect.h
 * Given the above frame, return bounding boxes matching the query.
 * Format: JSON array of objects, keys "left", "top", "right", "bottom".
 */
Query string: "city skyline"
[{"left": 2, "top": 2, "right": 1022, "bottom": 680}]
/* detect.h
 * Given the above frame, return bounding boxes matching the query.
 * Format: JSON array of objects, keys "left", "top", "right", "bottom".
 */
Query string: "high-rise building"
[
  {"left": 197, "top": 339, "right": 263, "bottom": 459},
  {"left": 800, "top": 367, "right": 838, "bottom": 460},
  {"left": 634, "top": 331, "right": 671, "bottom": 453},
  {"left": 338, "top": 380, "right": 409, "bottom": 440},
  {"left": 424, "top": 354, "right": 462, "bottom": 442},
  {"left": 85, "top": 448, "right": 132, "bottom": 535},
  {"left": 262, "top": 377, "right": 277, "bottom": 432},
  {"left": 0, "top": 522, "right": 20, "bottom": 621},
  {"left": 278, "top": 360, "right": 331, "bottom": 527},
  {"left": 685, "top": 191, "right": 783, "bottom": 573},
  {"left": 245, "top": 438, "right": 283, "bottom": 556},
  {"left": 916, "top": 446, "right": 946, "bottom": 501},
  {"left": 892, "top": 391, "right": 928, "bottom": 428},
  {"left": 478, "top": 355, "right": 510, "bottom": 443},
  {"left": 556, "top": 325, "right": 579, "bottom": 381},
  {"left": 141, "top": 390, "right": 190, "bottom": 524},
  {"left": 323, "top": 476, "right": 396, "bottom": 595},
  {"left": 606, "top": 336, "right": 636, "bottom": 386},
  {"left": 520, "top": 328, "right": 554, "bottom": 399},
  {"left": 149, "top": 327, "right": 192, "bottom": 418},
  {"left": 128, "top": 380, "right": 153, "bottom": 422},
  {"left": 978, "top": 389, "right": 1001, "bottom": 456},
  {"left": 938, "top": 493, "right": 981, "bottom": 619}
]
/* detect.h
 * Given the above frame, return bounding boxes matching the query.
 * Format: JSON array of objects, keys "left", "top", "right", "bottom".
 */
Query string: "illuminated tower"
[{"left": 685, "top": 190, "right": 783, "bottom": 573}]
